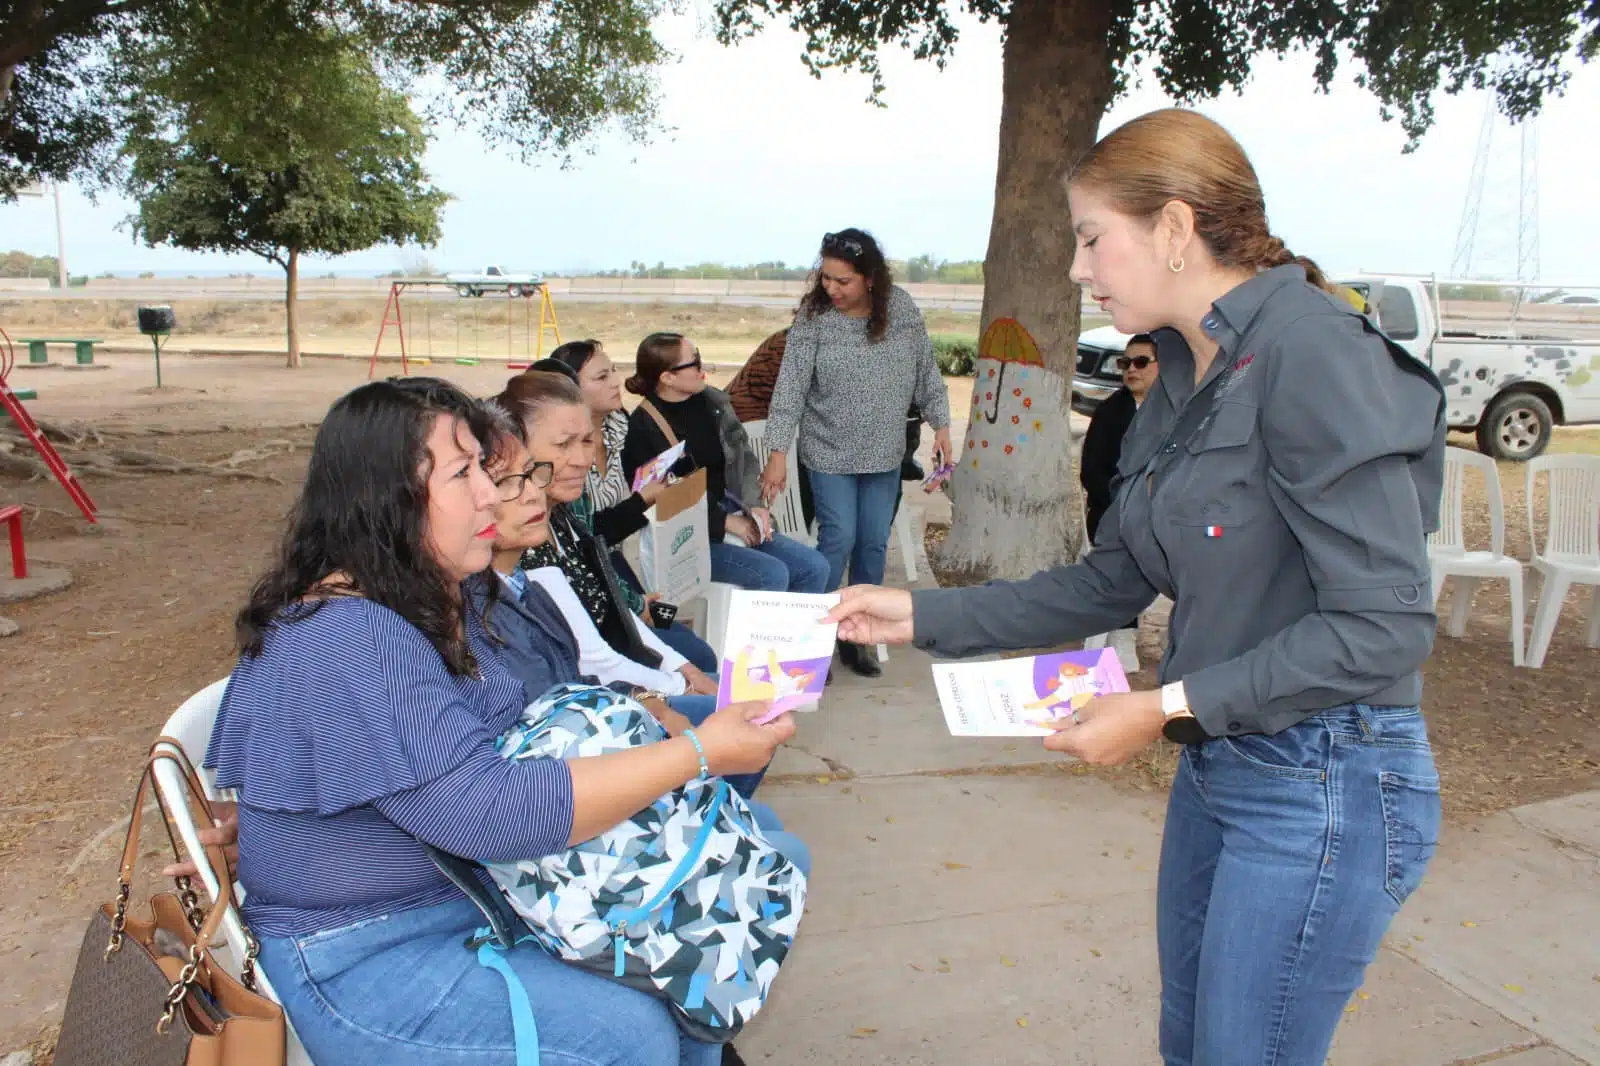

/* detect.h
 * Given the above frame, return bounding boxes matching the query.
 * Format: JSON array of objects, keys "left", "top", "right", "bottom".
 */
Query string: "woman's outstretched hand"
[
  {"left": 823, "top": 585, "right": 915, "bottom": 646},
  {"left": 694, "top": 700, "right": 796, "bottom": 775}
]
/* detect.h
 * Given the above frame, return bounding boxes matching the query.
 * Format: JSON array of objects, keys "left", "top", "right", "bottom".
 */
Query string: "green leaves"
[
  {"left": 712, "top": 0, "right": 1597, "bottom": 145},
  {"left": 122, "top": 23, "right": 448, "bottom": 266},
  {"left": 2, "top": 0, "right": 672, "bottom": 196}
]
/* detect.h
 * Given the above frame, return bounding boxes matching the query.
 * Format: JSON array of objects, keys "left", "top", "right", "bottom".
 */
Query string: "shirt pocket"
[{"left": 1170, "top": 400, "right": 1272, "bottom": 528}]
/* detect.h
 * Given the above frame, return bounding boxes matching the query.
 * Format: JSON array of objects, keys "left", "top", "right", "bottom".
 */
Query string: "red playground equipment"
[
  {"left": 0, "top": 325, "right": 98, "bottom": 524},
  {"left": 368, "top": 277, "right": 562, "bottom": 379}
]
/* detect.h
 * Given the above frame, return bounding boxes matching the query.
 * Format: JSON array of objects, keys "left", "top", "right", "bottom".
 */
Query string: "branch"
[{"left": 0, "top": 0, "right": 158, "bottom": 69}]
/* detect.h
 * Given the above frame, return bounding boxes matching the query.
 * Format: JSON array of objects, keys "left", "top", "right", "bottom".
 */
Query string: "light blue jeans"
[
  {"left": 709, "top": 531, "right": 830, "bottom": 593},
  {"left": 257, "top": 896, "right": 720, "bottom": 1066},
  {"left": 1157, "top": 704, "right": 1441, "bottom": 1066},
  {"left": 806, "top": 469, "right": 901, "bottom": 590}
]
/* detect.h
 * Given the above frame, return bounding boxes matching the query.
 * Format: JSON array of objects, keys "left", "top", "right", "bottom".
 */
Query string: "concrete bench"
[
  {"left": 15, "top": 336, "right": 104, "bottom": 366},
  {"left": 8, "top": 387, "right": 37, "bottom": 401}
]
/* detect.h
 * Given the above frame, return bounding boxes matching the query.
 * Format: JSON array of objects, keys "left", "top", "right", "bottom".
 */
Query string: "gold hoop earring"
[{"left": 1168, "top": 257, "right": 1185, "bottom": 274}]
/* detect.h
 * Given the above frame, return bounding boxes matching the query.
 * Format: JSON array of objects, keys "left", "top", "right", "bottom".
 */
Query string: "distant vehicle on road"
[
  {"left": 445, "top": 265, "right": 543, "bottom": 298},
  {"left": 1070, "top": 273, "right": 1600, "bottom": 461}
]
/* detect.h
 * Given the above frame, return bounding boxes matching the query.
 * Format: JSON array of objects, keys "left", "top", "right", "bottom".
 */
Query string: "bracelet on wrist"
[{"left": 681, "top": 728, "right": 710, "bottom": 780}]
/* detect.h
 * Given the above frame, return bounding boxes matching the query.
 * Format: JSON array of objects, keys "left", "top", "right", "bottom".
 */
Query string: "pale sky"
[{"left": 3, "top": 11, "right": 1597, "bottom": 283}]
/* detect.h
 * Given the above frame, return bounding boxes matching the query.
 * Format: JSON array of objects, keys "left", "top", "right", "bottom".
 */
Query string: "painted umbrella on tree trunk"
[{"left": 968, "top": 317, "right": 1047, "bottom": 462}]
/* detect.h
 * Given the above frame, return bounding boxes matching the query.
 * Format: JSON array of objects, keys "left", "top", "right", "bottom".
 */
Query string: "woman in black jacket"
[{"left": 1078, "top": 333, "right": 1159, "bottom": 673}]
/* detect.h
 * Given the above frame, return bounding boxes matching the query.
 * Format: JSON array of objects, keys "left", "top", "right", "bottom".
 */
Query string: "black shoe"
[
  {"left": 721, "top": 1044, "right": 748, "bottom": 1066},
  {"left": 846, "top": 641, "right": 882, "bottom": 678}
]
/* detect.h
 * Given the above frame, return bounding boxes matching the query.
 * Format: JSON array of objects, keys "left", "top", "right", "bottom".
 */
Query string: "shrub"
[{"left": 931, "top": 333, "right": 978, "bottom": 376}]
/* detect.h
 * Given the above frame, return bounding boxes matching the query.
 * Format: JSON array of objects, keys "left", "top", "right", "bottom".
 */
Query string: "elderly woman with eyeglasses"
[{"left": 758, "top": 227, "right": 952, "bottom": 677}]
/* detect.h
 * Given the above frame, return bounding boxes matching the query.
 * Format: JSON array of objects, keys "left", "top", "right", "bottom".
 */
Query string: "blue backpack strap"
[
  {"left": 476, "top": 940, "right": 541, "bottom": 1066},
  {"left": 605, "top": 779, "right": 730, "bottom": 977}
]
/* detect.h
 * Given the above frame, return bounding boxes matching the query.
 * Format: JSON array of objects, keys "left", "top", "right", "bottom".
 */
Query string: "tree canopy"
[
  {"left": 714, "top": 0, "right": 1598, "bottom": 146},
  {"left": 123, "top": 25, "right": 449, "bottom": 366},
  {"left": 1, "top": 0, "right": 672, "bottom": 197}
]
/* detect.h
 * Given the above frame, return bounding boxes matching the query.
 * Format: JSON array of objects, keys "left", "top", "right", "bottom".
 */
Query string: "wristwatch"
[{"left": 1160, "top": 681, "right": 1207, "bottom": 745}]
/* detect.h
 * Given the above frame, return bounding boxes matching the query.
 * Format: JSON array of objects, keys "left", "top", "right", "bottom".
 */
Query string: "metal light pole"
[{"left": 52, "top": 182, "right": 68, "bottom": 289}]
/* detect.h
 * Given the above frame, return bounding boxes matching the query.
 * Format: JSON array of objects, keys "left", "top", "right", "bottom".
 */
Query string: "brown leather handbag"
[{"left": 53, "top": 743, "right": 286, "bottom": 1066}]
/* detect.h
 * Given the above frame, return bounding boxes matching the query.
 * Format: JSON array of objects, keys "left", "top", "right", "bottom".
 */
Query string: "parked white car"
[
  {"left": 445, "top": 265, "right": 543, "bottom": 298},
  {"left": 1069, "top": 274, "right": 1600, "bottom": 461}
]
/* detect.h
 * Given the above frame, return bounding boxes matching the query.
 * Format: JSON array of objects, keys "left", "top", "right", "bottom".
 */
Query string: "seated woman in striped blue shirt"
[{"left": 205, "top": 376, "right": 794, "bottom": 1066}]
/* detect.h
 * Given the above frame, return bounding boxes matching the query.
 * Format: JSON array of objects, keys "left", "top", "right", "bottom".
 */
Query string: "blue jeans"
[
  {"left": 257, "top": 896, "right": 720, "bottom": 1066},
  {"left": 709, "top": 531, "right": 830, "bottom": 593},
  {"left": 652, "top": 621, "right": 719, "bottom": 673},
  {"left": 666, "top": 694, "right": 771, "bottom": 800},
  {"left": 1157, "top": 705, "right": 1440, "bottom": 1066},
  {"left": 807, "top": 469, "right": 901, "bottom": 590}
]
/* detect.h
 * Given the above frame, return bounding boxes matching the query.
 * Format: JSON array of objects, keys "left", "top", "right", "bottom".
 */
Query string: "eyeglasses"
[
  {"left": 822, "top": 232, "right": 866, "bottom": 258},
  {"left": 668, "top": 352, "right": 703, "bottom": 373},
  {"left": 493, "top": 461, "right": 554, "bottom": 501},
  {"left": 1115, "top": 355, "right": 1156, "bottom": 371}
]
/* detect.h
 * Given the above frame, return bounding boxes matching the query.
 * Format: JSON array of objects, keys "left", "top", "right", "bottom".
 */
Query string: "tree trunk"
[
  {"left": 284, "top": 246, "right": 301, "bottom": 369},
  {"left": 935, "top": 0, "right": 1116, "bottom": 583}
]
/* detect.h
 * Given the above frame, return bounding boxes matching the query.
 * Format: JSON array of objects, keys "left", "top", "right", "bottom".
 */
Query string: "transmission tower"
[{"left": 1450, "top": 95, "right": 1541, "bottom": 282}]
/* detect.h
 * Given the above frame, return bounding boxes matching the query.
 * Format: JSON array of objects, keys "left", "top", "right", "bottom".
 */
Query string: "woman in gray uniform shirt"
[{"left": 828, "top": 108, "right": 1447, "bottom": 1066}]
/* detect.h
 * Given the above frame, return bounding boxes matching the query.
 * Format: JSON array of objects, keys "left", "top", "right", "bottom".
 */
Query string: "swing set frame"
[{"left": 367, "top": 277, "right": 562, "bottom": 379}]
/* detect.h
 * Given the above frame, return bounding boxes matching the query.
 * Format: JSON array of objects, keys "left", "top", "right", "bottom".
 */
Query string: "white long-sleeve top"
[{"left": 524, "top": 567, "right": 688, "bottom": 695}]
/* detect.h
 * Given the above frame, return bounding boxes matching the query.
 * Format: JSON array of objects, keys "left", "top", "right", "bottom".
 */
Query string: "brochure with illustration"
[
  {"left": 631, "top": 440, "right": 686, "bottom": 493},
  {"left": 716, "top": 590, "right": 841, "bottom": 725},
  {"left": 931, "top": 648, "right": 1130, "bottom": 737}
]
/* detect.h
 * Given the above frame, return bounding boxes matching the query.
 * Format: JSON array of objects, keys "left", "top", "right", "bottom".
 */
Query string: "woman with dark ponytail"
[{"left": 827, "top": 108, "right": 1447, "bottom": 1065}]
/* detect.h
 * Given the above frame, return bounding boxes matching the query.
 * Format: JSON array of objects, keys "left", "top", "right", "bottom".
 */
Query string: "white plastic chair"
[
  {"left": 1523, "top": 453, "right": 1600, "bottom": 669},
  {"left": 1427, "top": 446, "right": 1527, "bottom": 666},
  {"left": 152, "top": 680, "right": 316, "bottom": 1066},
  {"left": 741, "top": 418, "right": 892, "bottom": 663}
]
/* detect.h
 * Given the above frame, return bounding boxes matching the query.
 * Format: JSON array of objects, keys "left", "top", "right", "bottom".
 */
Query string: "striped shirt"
[
  {"left": 766, "top": 285, "right": 951, "bottom": 474},
  {"left": 206, "top": 597, "right": 575, "bottom": 937},
  {"left": 586, "top": 410, "right": 632, "bottom": 511}
]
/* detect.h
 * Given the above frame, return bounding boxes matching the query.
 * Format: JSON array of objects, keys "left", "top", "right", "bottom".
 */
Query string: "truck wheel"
[
  {"left": 507, "top": 284, "right": 523, "bottom": 298},
  {"left": 456, "top": 284, "right": 473, "bottom": 298},
  {"left": 1477, "top": 390, "right": 1553, "bottom": 461}
]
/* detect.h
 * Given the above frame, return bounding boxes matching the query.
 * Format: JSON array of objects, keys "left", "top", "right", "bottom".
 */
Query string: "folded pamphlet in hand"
[
  {"left": 931, "top": 648, "right": 1130, "bottom": 737},
  {"left": 632, "top": 441, "right": 687, "bottom": 493},
  {"left": 716, "top": 590, "right": 841, "bottom": 725}
]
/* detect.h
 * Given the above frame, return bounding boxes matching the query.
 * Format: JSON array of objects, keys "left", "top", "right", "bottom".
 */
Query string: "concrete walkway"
[{"left": 734, "top": 498, "right": 1600, "bottom": 1065}]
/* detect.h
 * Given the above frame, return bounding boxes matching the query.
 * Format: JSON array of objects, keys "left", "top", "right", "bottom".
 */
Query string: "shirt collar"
[
  {"left": 1148, "top": 264, "right": 1307, "bottom": 406},
  {"left": 498, "top": 567, "right": 528, "bottom": 598},
  {"left": 1202, "top": 264, "right": 1306, "bottom": 347}
]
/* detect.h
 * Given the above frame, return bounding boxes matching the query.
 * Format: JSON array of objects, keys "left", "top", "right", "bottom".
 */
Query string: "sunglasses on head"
[
  {"left": 822, "top": 232, "right": 866, "bottom": 258},
  {"left": 1116, "top": 354, "right": 1156, "bottom": 371}
]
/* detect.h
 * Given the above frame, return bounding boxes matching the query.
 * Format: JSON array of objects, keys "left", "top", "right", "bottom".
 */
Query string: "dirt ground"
[{"left": 1, "top": 349, "right": 1597, "bottom": 1053}]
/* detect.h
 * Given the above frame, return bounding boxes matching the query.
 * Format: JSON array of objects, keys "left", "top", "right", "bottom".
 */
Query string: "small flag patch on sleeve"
[{"left": 1205, "top": 525, "right": 1223, "bottom": 538}]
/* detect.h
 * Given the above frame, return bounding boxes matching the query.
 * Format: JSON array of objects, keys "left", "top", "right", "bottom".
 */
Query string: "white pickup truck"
[
  {"left": 445, "top": 265, "right": 543, "bottom": 299},
  {"left": 1070, "top": 274, "right": 1600, "bottom": 460}
]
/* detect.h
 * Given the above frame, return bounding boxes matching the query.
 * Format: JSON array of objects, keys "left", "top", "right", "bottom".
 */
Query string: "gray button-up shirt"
[{"left": 912, "top": 266, "right": 1447, "bottom": 737}]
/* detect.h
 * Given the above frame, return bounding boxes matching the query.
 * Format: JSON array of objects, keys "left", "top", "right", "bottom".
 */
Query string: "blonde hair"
[{"left": 1068, "top": 108, "right": 1330, "bottom": 291}]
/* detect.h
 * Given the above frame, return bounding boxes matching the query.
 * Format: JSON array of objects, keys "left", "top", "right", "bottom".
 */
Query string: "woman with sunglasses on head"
[
  {"left": 622, "top": 332, "right": 830, "bottom": 596},
  {"left": 759, "top": 228, "right": 952, "bottom": 677},
  {"left": 1079, "top": 333, "right": 1159, "bottom": 672},
  {"left": 825, "top": 109, "right": 1446, "bottom": 1065}
]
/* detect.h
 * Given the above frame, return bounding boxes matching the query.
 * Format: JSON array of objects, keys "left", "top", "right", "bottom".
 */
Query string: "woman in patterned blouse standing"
[{"left": 760, "top": 228, "right": 953, "bottom": 677}]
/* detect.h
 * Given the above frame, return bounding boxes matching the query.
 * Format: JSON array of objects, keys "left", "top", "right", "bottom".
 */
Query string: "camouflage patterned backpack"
[{"left": 485, "top": 683, "right": 807, "bottom": 1042}]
